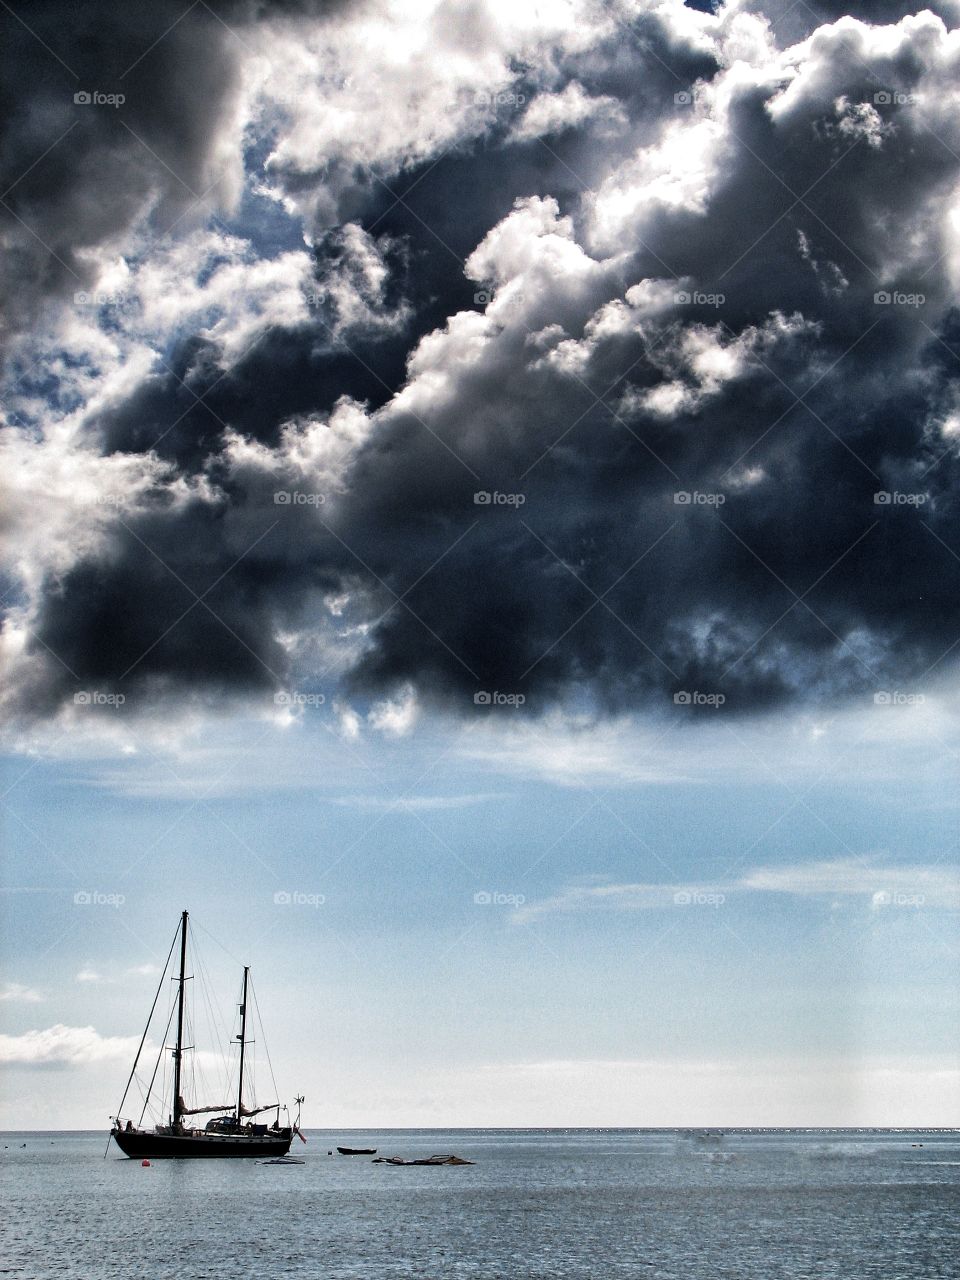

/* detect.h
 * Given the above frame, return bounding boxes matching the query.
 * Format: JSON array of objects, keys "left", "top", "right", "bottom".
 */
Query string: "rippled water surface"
[{"left": 2, "top": 1129, "right": 958, "bottom": 1278}]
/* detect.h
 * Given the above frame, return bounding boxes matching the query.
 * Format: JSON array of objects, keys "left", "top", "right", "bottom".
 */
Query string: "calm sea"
[{"left": 1, "top": 1129, "right": 958, "bottom": 1278}]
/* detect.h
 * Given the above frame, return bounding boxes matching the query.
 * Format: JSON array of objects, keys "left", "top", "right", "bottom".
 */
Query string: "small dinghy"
[
  {"left": 337, "top": 1146, "right": 377, "bottom": 1155},
  {"left": 257, "top": 1155, "right": 305, "bottom": 1165}
]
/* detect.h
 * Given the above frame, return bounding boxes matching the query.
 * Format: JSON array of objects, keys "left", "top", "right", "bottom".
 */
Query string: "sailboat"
[{"left": 109, "top": 910, "right": 303, "bottom": 1159}]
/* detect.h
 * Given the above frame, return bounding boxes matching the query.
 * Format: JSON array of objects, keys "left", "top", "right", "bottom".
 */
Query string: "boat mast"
[
  {"left": 171, "top": 910, "right": 188, "bottom": 1130},
  {"left": 235, "top": 965, "right": 249, "bottom": 1128}
]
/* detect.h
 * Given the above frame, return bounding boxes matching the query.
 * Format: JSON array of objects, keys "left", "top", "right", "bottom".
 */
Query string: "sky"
[{"left": 1, "top": 0, "right": 959, "bottom": 1129}]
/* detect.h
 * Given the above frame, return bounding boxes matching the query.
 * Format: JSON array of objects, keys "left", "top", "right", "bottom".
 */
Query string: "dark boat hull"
[{"left": 112, "top": 1129, "right": 293, "bottom": 1159}]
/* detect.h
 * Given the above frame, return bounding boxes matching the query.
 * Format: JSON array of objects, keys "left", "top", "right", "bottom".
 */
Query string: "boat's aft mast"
[
  {"left": 235, "top": 965, "right": 249, "bottom": 1129},
  {"left": 172, "top": 910, "right": 188, "bottom": 1130}
]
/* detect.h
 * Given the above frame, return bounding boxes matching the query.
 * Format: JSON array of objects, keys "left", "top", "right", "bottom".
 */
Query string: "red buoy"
[{"left": 141, "top": 1159, "right": 151, "bottom": 1167}]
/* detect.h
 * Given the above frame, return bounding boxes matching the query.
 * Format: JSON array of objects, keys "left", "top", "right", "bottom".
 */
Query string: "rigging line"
[
  {"left": 128, "top": 1068, "right": 152, "bottom": 1118},
  {"left": 185, "top": 1000, "right": 196, "bottom": 1105},
  {"left": 196, "top": 955, "right": 220, "bottom": 1099},
  {"left": 193, "top": 922, "right": 239, "bottom": 1101},
  {"left": 111, "top": 920, "right": 179, "bottom": 1123},
  {"left": 148, "top": 977, "right": 176, "bottom": 1125},
  {"left": 194, "top": 932, "right": 232, "bottom": 1101},
  {"left": 158, "top": 972, "right": 178, "bottom": 1121},
  {"left": 141, "top": 996, "right": 178, "bottom": 1126},
  {"left": 193, "top": 918, "right": 244, "bottom": 969},
  {"left": 138, "top": 996, "right": 178, "bottom": 1128},
  {"left": 191, "top": 938, "right": 206, "bottom": 1085},
  {"left": 180, "top": 946, "right": 196, "bottom": 1108},
  {"left": 250, "top": 978, "right": 280, "bottom": 1107}
]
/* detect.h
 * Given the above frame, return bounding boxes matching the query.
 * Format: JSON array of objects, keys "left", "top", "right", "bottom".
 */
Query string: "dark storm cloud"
[
  {"left": 0, "top": 0, "right": 349, "bottom": 346},
  {"left": 7, "top": 2, "right": 960, "bottom": 723},
  {"left": 0, "top": 2, "right": 232, "bottom": 341},
  {"left": 25, "top": 500, "right": 321, "bottom": 717}
]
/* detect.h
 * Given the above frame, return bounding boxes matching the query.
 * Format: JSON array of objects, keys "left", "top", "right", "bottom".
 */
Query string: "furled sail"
[
  {"left": 177, "top": 1096, "right": 234, "bottom": 1115},
  {"left": 176, "top": 1096, "right": 277, "bottom": 1116}
]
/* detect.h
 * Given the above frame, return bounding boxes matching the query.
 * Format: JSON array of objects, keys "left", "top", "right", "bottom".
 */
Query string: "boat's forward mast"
[{"left": 171, "top": 909, "right": 190, "bottom": 1130}]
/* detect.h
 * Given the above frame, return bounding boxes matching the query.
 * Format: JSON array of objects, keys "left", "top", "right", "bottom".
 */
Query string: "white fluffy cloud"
[
  {"left": 368, "top": 683, "right": 420, "bottom": 737},
  {"left": 508, "top": 81, "right": 627, "bottom": 143},
  {"left": 246, "top": 0, "right": 629, "bottom": 226},
  {"left": 0, "top": 1024, "right": 142, "bottom": 1066},
  {"left": 0, "top": 983, "right": 44, "bottom": 1004}
]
